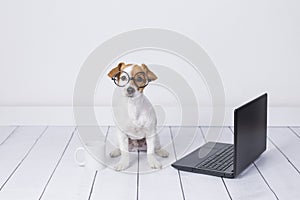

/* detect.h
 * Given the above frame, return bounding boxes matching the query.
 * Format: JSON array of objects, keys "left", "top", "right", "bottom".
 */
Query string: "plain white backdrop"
[{"left": 0, "top": 0, "right": 299, "bottom": 125}]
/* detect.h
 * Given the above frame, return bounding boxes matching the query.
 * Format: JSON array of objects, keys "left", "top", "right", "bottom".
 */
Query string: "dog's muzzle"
[{"left": 127, "top": 86, "right": 135, "bottom": 96}]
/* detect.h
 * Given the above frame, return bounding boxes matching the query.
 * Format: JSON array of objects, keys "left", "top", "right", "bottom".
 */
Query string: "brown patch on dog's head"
[
  {"left": 107, "top": 62, "right": 134, "bottom": 81},
  {"left": 107, "top": 62, "right": 124, "bottom": 79},
  {"left": 131, "top": 65, "right": 144, "bottom": 77}
]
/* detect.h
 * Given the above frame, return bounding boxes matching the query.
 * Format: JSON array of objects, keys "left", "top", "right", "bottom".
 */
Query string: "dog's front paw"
[
  {"left": 110, "top": 148, "right": 121, "bottom": 158},
  {"left": 115, "top": 160, "right": 129, "bottom": 171},
  {"left": 147, "top": 155, "right": 162, "bottom": 169}
]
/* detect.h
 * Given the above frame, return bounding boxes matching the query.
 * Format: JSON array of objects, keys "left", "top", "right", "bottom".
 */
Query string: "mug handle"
[{"left": 74, "top": 147, "right": 85, "bottom": 167}]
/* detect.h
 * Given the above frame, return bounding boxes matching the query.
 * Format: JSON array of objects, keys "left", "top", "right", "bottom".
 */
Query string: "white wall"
[{"left": 0, "top": 0, "right": 299, "bottom": 125}]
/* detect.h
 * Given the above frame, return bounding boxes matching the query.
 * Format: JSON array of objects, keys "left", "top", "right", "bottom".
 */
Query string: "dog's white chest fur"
[{"left": 115, "top": 94, "right": 157, "bottom": 140}]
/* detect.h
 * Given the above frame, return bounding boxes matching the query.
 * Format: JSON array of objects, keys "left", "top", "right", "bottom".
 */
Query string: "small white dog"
[{"left": 108, "top": 62, "right": 169, "bottom": 171}]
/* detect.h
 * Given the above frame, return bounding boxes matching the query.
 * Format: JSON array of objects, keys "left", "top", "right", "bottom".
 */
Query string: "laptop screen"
[{"left": 234, "top": 94, "right": 268, "bottom": 176}]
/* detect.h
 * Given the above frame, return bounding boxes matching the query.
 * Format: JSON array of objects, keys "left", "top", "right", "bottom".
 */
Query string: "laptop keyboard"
[{"left": 196, "top": 145, "right": 234, "bottom": 171}]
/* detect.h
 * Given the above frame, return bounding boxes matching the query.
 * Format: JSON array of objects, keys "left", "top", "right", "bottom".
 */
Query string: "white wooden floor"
[{"left": 0, "top": 126, "right": 300, "bottom": 200}]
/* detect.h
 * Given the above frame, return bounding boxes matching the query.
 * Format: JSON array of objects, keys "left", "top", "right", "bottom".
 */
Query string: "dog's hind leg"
[{"left": 155, "top": 149, "right": 169, "bottom": 158}]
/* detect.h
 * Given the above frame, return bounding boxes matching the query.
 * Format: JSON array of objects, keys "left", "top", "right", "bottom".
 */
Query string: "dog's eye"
[
  {"left": 121, "top": 76, "right": 127, "bottom": 81},
  {"left": 136, "top": 77, "right": 143, "bottom": 82}
]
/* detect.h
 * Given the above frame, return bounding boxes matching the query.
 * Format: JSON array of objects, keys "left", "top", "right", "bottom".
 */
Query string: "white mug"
[{"left": 74, "top": 141, "right": 106, "bottom": 171}]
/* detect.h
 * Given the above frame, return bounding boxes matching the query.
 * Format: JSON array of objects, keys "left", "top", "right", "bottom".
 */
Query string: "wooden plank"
[
  {"left": 253, "top": 127, "right": 300, "bottom": 199},
  {"left": 0, "top": 126, "right": 47, "bottom": 190},
  {"left": 138, "top": 127, "right": 183, "bottom": 200},
  {"left": 0, "top": 126, "right": 17, "bottom": 145},
  {"left": 0, "top": 126, "right": 75, "bottom": 199},
  {"left": 40, "top": 127, "right": 109, "bottom": 200},
  {"left": 172, "top": 127, "right": 231, "bottom": 200},
  {"left": 172, "top": 126, "right": 206, "bottom": 159},
  {"left": 202, "top": 127, "right": 276, "bottom": 200},
  {"left": 268, "top": 127, "right": 300, "bottom": 172},
  {"left": 90, "top": 126, "right": 138, "bottom": 200}
]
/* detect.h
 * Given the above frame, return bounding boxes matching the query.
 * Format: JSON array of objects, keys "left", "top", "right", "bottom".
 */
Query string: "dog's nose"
[{"left": 127, "top": 86, "right": 135, "bottom": 94}]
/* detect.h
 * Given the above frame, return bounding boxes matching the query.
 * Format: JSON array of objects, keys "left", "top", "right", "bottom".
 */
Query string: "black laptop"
[{"left": 172, "top": 93, "right": 268, "bottom": 178}]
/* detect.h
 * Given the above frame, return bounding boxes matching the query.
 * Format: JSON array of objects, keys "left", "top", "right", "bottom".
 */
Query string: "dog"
[{"left": 107, "top": 62, "right": 169, "bottom": 171}]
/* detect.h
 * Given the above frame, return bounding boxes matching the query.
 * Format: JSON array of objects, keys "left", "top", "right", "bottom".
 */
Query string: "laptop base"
[{"left": 172, "top": 142, "right": 235, "bottom": 178}]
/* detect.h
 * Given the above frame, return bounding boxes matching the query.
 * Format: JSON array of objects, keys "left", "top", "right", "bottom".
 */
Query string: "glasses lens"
[
  {"left": 134, "top": 72, "right": 148, "bottom": 88},
  {"left": 114, "top": 71, "right": 129, "bottom": 87}
]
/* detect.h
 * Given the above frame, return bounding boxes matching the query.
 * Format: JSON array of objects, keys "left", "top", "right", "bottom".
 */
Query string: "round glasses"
[{"left": 112, "top": 71, "right": 149, "bottom": 88}]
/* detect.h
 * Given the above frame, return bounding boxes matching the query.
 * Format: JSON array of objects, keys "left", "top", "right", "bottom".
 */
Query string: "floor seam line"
[
  {"left": 88, "top": 170, "right": 98, "bottom": 200},
  {"left": 267, "top": 136, "right": 300, "bottom": 175},
  {"left": 169, "top": 127, "right": 186, "bottom": 200},
  {"left": 253, "top": 163, "right": 279, "bottom": 200},
  {"left": 0, "top": 126, "right": 19, "bottom": 146},
  {"left": 198, "top": 127, "right": 207, "bottom": 143},
  {"left": 288, "top": 127, "right": 300, "bottom": 139},
  {"left": 221, "top": 177, "right": 233, "bottom": 200},
  {"left": 0, "top": 126, "right": 48, "bottom": 191},
  {"left": 136, "top": 150, "right": 140, "bottom": 200},
  {"left": 39, "top": 127, "right": 77, "bottom": 199}
]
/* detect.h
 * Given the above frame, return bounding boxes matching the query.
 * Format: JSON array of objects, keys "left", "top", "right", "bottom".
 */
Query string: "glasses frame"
[{"left": 111, "top": 70, "right": 150, "bottom": 88}]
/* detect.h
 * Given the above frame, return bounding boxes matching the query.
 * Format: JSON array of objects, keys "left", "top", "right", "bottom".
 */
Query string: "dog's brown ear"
[
  {"left": 141, "top": 64, "right": 157, "bottom": 81},
  {"left": 107, "top": 62, "right": 125, "bottom": 78}
]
